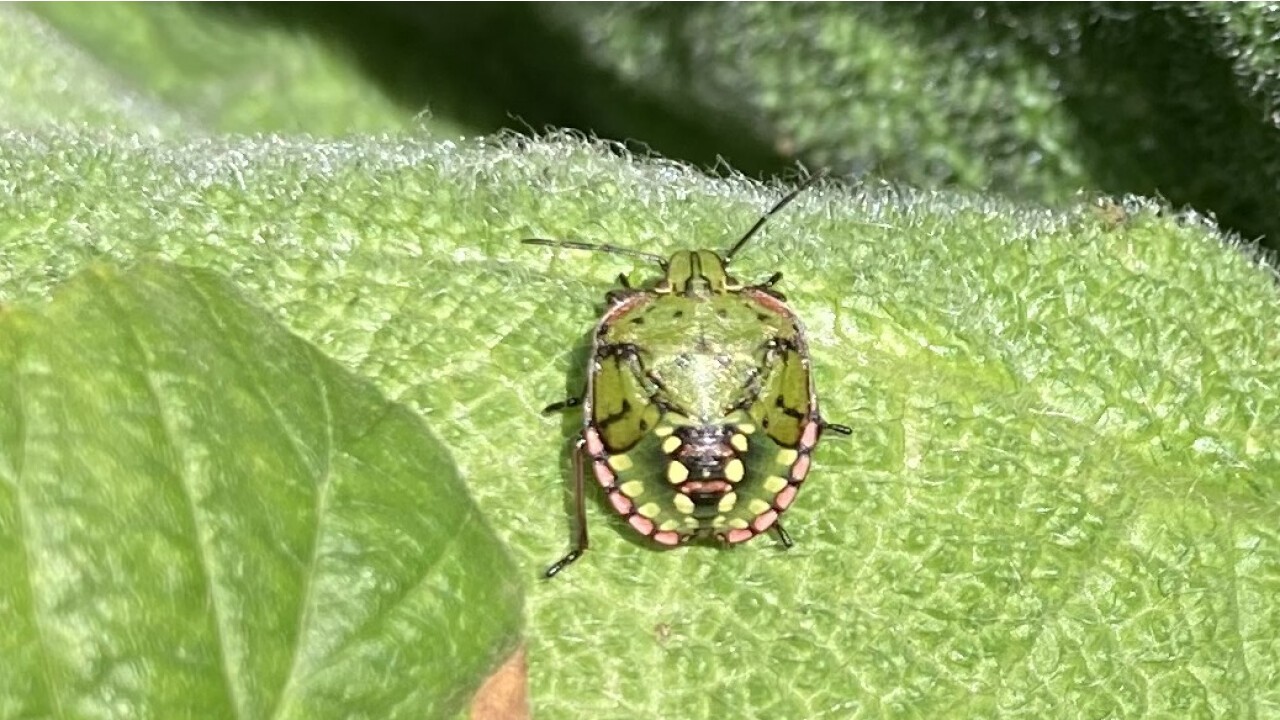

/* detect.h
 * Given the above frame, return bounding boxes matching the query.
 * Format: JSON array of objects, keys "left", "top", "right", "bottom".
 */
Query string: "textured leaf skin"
[
  {"left": 0, "top": 131, "right": 1278, "bottom": 718},
  {"left": 0, "top": 262, "right": 523, "bottom": 720}
]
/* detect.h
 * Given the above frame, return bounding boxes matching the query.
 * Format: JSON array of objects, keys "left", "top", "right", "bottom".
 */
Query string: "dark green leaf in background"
[
  {"left": 23, "top": 2, "right": 1280, "bottom": 250},
  {"left": 543, "top": 2, "right": 1280, "bottom": 251},
  {"left": 29, "top": 2, "right": 1280, "bottom": 249}
]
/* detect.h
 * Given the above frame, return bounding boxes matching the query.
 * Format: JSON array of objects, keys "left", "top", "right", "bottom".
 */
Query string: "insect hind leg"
[
  {"left": 773, "top": 521, "right": 794, "bottom": 549},
  {"left": 545, "top": 440, "right": 590, "bottom": 578}
]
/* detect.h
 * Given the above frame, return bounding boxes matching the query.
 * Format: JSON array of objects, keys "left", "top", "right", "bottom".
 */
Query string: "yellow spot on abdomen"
[
  {"left": 730, "top": 434, "right": 749, "bottom": 452},
  {"left": 728, "top": 518, "right": 749, "bottom": 530},
  {"left": 620, "top": 480, "right": 645, "bottom": 498},
  {"left": 724, "top": 458, "right": 745, "bottom": 483},
  {"left": 763, "top": 475, "right": 788, "bottom": 493},
  {"left": 748, "top": 499, "right": 771, "bottom": 515},
  {"left": 608, "top": 454, "right": 634, "bottom": 472},
  {"left": 667, "top": 461, "right": 689, "bottom": 484},
  {"left": 712, "top": 515, "right": 727, "bottom": 529},
  {"left": 718, "top": 492, "right": 738, "bottom": 513},
  {"left": 673, "top": 493, "right": 695, "bottom": 514},
  {"left": 638, "top": 502, "right": 661, "bottom": 519},
  {"left": 654, "top": 425, "right": 675, "bottom": 437},
  {"left": 661, "top": 436, "right": 682, "bottom": 454},
  {"left": 659, "top": 519, "right": 680, "bottom": 532},
  {"left": 776, "top": 449, "right": 799, "bottom": 466},
  {"left": 737, "top": 423, "right": 757, "bottom": 434}
]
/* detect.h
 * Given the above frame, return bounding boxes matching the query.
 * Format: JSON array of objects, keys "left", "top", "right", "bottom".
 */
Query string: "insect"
[{"left": 525, "top": 171, "right": 851, "bottom": 578}]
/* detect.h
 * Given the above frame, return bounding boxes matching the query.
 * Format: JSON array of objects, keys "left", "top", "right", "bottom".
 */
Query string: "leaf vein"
[
  {"left": 180, "top": 271, "right": 336, "bottom": 720},
  {"left": 99, "top": 275, "right": 246, "bottom": 720}
]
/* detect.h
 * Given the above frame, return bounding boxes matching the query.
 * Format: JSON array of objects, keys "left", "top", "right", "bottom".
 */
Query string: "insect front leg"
[
  {"left": 542, "top": 377, "right": 589, "bottom": 414},
  {"left": 542, "top": 396, "right": 583, "bottom": 414},
  {"left": 545, "top": 438, "right": 589, "bottom": 579},
  {"left": 753, "top": 271, "right": 787, "bottom": 301}
]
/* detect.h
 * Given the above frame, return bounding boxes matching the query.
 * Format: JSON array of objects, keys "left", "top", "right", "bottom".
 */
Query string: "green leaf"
[
  {"left": 11, "top": 3, "right": 421, "bottom": 136},
  {"left": 0, "top": 6, "right": 180, "bottom": 133},
  {"left": 0, "top": 261, "right": 523, "bottom": 719},
  {"left": 1, "top": 131, "right": 1278, "bottom": 718}
]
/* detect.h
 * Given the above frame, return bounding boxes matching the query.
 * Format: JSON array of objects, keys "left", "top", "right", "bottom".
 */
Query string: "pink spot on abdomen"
[
  {"left": 608, "top": 491, "right": 633, "bottom": 516},
  {"left": 653, "top": 531, "right": 681, "bottom": 546},
  {"left": 774, "top": 484, "right": 799, "bottom": 510},
  {"left": 584, "top": 428, "right": 605, "bottom": 456},
  {"left": 725, "top": 528, "right": 755, "bottom": 544},
  {"left": 751, "top": 509, "right": 779, "bottom": 533},
  {"left": 799, "top": 422, "right": 820, "bottom": 451},
  {"left": 745, "top": 289, "right": 791, "bottom": 315},
  {"left": 628, "top": 515, "right": 655, "bottom": 536},
  {"left": 593, "top": 461, "right": 615, "bottom": 488},
  {"left": 679, "top": 479, "right": 732, "bottom": 494},
  {"left": 791, "top": 454, "right": 811, "bottom": 482}
]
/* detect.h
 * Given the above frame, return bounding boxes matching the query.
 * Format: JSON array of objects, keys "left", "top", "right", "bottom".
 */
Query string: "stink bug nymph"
[{"left": 525, "top": 171, "right": 851, "bottom": 578}]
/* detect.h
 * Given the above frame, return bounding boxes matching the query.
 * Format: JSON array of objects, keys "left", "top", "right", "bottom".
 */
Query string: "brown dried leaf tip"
[{"left": 470, "top": 645, "right": 530, "bottom": 720}]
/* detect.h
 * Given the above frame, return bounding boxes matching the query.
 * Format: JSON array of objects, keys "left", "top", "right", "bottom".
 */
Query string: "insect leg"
[
  {"left": 753, "top": 271, "right": 788, "bottom": 300},
  {"left": 773, "top": 521, "right": 794, "bottom": 549},
  {"left": 542, "top": 396, "right": 583, "bottom": 414},
  {"left": 545, "top": 439, "right": 589, "bottom": 578},
  {"left": 822, "top": 420, "right": 854, "bottom": 435}
]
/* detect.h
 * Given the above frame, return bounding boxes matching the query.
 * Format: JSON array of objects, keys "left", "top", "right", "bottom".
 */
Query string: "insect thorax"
[{"left": 602, "top": 292, "right": 797, "bottom": 422}]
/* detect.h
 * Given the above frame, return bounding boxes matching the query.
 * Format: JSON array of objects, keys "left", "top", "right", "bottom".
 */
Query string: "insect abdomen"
[{"left": 584, "top": 406, "right": 824, "bottom": 547}]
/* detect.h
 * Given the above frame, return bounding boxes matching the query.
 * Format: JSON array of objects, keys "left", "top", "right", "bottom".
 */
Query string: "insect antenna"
[
  {"left": 522, "top": 238, "right": 667, "bottom": 265},
  {"left": 723, "top": 169, "right": 828, "bottom": 263}
]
